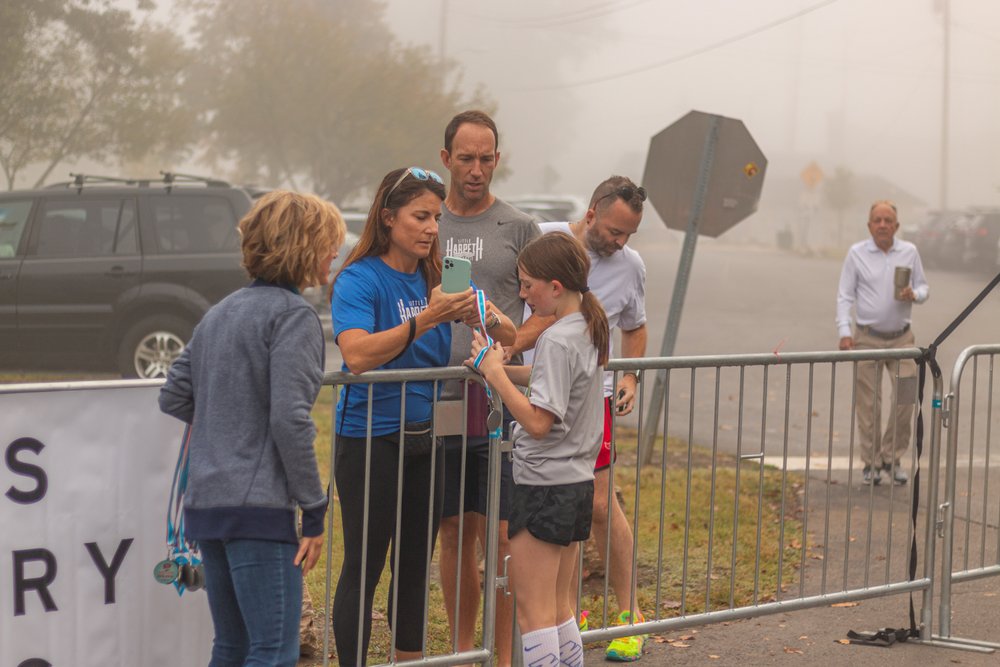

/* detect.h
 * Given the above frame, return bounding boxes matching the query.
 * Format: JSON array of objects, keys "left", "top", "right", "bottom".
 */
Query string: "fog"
[
  {"left": 384, "top": 0, "right": 999, "bottom": 240},
  {"left": 32, "top": 0, "right": 1000, "bottom": 246}
]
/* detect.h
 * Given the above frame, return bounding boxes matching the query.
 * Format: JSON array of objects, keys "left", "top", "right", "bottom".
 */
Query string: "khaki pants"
[{"left": 854, "top": 327, "right": 918, "bottom": 467}]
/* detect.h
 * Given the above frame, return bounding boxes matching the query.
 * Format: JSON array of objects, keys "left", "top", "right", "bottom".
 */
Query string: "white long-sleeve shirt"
[{"left": 836, "top": 238, "right": 929, "bottom": 339}]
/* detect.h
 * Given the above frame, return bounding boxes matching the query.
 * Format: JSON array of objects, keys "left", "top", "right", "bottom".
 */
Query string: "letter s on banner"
[{"left": 5, "top": 437, "right": 47, "bottom": 504}]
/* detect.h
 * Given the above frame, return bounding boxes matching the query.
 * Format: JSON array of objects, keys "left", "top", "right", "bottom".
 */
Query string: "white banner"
[{"left": 1, "top": 384, "right": 212, "bottom": 667}]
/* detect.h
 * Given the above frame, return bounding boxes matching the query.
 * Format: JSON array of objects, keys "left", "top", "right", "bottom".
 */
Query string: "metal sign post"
[{"left": 639, "top": 111, "right": 767, "bottom": 463}]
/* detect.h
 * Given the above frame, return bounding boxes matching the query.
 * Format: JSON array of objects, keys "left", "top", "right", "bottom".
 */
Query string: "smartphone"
[{"left": 442, "top": 256, "right": 472, "bottom": 293}]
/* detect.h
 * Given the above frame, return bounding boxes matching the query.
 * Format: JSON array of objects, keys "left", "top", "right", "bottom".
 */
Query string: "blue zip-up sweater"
[{"left": 159, "top": 280, "right": 327, "bottom": 543}]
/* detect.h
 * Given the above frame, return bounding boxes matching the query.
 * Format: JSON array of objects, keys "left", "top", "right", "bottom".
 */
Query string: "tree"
[
  {"left": 0, "top": 0, "right": 196, "bottom": 190},
  {"left": 184, "top": 0, "right": 491, "bottom": 202}
]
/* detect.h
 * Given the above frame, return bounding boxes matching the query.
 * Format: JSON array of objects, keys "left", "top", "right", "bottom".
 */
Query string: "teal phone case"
[{"left": 442, "top": 256, "right": 472, "bottom": 293}]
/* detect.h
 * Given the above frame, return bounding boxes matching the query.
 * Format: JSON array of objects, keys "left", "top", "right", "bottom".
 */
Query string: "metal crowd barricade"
[
  {"left": 320, "top": 366, "right": 505, "bottom": 667},
  {"left": 571, "top": 348, "right": 934, "bottom": 648},
  {"left": 933, "top": 344, "right": 1000, "bottom": 652},
  {"left": 318, "top": 346, "right": 1000, "bottom": 666}
]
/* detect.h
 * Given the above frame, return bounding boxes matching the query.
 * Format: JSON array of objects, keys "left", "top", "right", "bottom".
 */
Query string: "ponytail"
[{"left": 581, "top": 291, "right": 610, "bottom": 367}]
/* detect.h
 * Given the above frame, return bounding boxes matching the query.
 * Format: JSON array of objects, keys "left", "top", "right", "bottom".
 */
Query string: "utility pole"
[
  {"left": 439, "top": 0, "right": 448, "bottom": 63},
  {"left": 939, "top": 0, "right": 950, "bottom": 210}
]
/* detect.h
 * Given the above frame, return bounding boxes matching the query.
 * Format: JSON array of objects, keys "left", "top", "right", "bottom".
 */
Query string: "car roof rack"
[
  {"left": 45, "top": 172, "right": 231, "bottom": 193},
  {"left": 160, "top": 171, "right": 231, "bottom": 188},
  {"left": 44, "top": 174, "right": 145, "bottom": 193}
]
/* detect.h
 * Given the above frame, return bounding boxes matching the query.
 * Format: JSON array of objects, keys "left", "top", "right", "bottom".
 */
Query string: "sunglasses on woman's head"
[{"left": 384, "top": 167, "right": 445, "bottom": 207}]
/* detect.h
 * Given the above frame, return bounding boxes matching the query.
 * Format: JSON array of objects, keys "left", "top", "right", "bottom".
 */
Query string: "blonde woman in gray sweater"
[{"left": 159, "top": 190, "right": 345, "bottom": 667}]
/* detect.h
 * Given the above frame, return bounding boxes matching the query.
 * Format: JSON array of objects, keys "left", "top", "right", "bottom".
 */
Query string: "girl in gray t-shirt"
[{"left": 468, "top": 233, "right": 608, "bottom": 667}]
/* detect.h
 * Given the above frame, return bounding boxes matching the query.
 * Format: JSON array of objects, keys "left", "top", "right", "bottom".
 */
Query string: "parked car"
[
  {"left": 301, "top": 225, "right": 360, "bottom": 313},
  {"left": 911, "top": 209, "right": 965, "bottom": 269},
  {"left": 339, "top": 207, "right": 368, "bottom": 237},
  {"left": 507, "top": 194, "right": 588, "bottom": 222},
  {"left": 0, "top": 173, "right": 254, "bottom": 378},
  {"left": 961, "top": 208, "right": 1000, "bottom": 273}
]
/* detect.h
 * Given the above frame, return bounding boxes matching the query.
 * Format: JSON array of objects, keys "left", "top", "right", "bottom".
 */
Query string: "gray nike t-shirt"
[{"left": 438, "top": 197, "right": 539, "bottom": 398}]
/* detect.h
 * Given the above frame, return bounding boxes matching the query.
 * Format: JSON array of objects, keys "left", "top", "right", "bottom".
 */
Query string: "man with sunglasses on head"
[
  {"left": 436, "top": 109, "right": 540, "bottom": 667},
  {"left": 511, "top": 175, "right": 649, "bottom": 662}
]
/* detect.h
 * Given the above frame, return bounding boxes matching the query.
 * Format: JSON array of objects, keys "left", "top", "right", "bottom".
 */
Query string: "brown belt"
[{"left": 856, "top": 323, "right": 910, "bottom": 340}]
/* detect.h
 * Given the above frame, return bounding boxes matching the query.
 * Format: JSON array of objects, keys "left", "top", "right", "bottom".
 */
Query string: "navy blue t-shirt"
[{"left": 332, "top": 256, "right": 451, "bottom": 437}]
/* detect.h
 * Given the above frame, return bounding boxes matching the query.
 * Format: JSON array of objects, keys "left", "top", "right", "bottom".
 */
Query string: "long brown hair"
[
  {"left": 336, "top": 168, "right": 445, "bottom": 295},
  {"left": 518, "top": 233, "right": 609, "bottom": 367}
]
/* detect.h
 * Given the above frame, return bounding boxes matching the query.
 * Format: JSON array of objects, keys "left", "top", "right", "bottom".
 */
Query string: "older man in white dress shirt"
[{"left": 837, "top": 200, "right": 929, "bottom": 485}]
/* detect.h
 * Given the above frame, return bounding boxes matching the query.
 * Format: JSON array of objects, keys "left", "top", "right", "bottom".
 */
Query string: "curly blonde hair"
[{"left": 239, "top": 190, "right": 345, "bottom": 288}]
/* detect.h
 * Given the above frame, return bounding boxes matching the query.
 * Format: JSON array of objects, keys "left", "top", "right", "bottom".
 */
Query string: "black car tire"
[{"left": 117, "top": 315, "right": 194, "bottom": 379}]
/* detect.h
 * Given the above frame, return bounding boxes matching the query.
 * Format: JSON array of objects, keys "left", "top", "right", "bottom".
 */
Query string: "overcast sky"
[{"left": 384, "top": 0, "right": 1000, "bottom": 212}]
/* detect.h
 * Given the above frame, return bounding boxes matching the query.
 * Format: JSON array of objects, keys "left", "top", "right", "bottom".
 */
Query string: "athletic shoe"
[
  {"left": 579, "top": 610, "right": 590, "bottom": 632},
  {"left": 605, "top": 610, "right": 646, "bottom": 662},
  {"left": 863, "top": 465, "right": 882, "bottom": 485},
  {"left": 883, "top": 461, "right": 908, "bottom": 485}
]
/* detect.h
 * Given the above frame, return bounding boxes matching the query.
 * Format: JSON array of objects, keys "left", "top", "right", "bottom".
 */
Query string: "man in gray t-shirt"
[{"left": 436, "top": 109, "right": 539, "bottom": 666}]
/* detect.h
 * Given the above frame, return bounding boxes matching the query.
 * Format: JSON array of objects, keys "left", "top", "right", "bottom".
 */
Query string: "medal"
[
  {"left": 178, "top": 563, "right": 194, "bottom": 588},
  {"left": 486, "top": 408, "right": 502, "bottom": 433},
  {"left": 187, "top": 564, "right": 205, "bottom": 591},
  {"left": 153, "top": 559, "right": 179, "bottom": 585}
]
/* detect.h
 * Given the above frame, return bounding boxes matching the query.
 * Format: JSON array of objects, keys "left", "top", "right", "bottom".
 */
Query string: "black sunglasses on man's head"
[{"left": 596, "top": 185, "right": 647, "bottom": 207}]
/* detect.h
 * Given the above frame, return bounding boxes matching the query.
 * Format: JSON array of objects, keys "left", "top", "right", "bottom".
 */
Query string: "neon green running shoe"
[
  {"left": 579, "top": 610, "right": 590, "bottom": 632},
  {"left": 605, "top": 610, "right": 646, "bottom": 662}
]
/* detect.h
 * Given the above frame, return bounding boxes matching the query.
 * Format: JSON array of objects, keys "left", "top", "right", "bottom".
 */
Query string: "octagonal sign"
[{"left": 642, "top": 110, "right": 767, "bottom": 238}]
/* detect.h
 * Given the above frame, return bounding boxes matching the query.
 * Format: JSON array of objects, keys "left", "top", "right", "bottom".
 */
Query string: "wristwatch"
[{"left": 486, "top": 312, "right": 501, "bottom": 329}]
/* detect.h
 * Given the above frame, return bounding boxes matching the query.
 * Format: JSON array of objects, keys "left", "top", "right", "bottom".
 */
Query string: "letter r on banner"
[{"left": 13, "top": 549, "right": 58, "bottom": 616}]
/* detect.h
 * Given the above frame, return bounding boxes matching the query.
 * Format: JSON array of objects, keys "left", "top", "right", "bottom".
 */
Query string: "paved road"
[
  {"left": 630, "top": 226, "right": 997, "bottom": 363},
  {"left": 611, "top": 231, "right": 1000, "bottom": 464}
]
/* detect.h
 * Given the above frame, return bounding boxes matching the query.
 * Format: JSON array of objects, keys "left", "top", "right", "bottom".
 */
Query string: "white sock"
[
  {"left": 521, "top": 626, "right": 560, "bottom": 667},
  {"left": 556, "top": 616, "right": 584, "bottom": 667}
]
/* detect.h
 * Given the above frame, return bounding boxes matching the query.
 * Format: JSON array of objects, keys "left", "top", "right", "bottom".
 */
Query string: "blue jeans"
[{"left": 200, "top": 539, "right": 303, "bottom": 667}]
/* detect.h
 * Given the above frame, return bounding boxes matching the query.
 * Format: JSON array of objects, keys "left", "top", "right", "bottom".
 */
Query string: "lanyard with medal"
[
  {"left": 153, "top": 425, "right": 205, "bottom": 594},
  {"left": 472, "top": 290, "right": 504, "bottom": 439}
]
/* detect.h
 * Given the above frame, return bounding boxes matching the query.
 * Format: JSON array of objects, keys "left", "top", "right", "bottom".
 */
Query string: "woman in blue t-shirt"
[{"left": 330, "top": 167, "right": 476, "bottom": 665}]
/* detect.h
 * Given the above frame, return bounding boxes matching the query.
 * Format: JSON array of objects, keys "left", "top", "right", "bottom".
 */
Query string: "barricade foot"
[{"left": 917, "top": 636, "right": 999, "bottom": 654}]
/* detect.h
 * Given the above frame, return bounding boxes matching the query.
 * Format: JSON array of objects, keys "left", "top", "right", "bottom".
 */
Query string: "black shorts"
[
  {"left": 508, "top": 480, "right": 594, "bottom": 547},
  {"left": 442, "top": 436, "right": 513, "bottom": 520}
]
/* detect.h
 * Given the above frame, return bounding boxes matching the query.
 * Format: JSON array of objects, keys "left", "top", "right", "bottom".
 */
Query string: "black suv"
[{"left": 0, "top": 173, "right": 253, "bottom": 378}]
